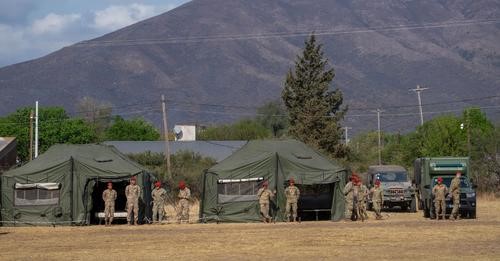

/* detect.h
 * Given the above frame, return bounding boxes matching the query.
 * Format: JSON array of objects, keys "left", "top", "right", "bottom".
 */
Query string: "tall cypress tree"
[{"left": 282, "top": 34, "right": 347, "bottom": 158}]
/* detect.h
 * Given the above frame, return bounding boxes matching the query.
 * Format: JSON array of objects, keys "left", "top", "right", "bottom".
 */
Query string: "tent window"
[
  {"left": 217, "top": 178, "right": 263, "bottom": 203},
  {"left": 14, "top": 183, "right": 61, "bottom": 206}
]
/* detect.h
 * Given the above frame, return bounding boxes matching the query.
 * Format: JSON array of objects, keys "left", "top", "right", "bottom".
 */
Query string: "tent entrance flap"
[
  {"left": 296, "top": 183, "right": 334, "bottom": 221},
  {"left": 90, "top": 180, "right": 128, "bottom": 224}
]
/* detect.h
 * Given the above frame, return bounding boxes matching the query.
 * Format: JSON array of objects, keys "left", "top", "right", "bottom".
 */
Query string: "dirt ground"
[{"left": 1, "top": 199, "right": 499, "bottom": 261}]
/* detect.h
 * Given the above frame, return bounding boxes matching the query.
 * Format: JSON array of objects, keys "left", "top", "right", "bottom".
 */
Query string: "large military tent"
[
  {"left": 0, "top": 144, "right": 156, "bottom": 226},
  {"left": 200, "top": 140, "right": 347, "bottom": 222}
]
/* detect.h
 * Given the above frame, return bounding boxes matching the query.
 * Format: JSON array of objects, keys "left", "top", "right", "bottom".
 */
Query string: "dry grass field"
[{"left": 1, "top": 198, "right": 499, "bottom": 261}]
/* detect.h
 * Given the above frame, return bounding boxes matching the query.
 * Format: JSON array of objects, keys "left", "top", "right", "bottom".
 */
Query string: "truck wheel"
[
  {"left": 401, "top": 205, "right": 408, "bottom": 211},
  {"left": 469, "top": 210, "right": 476, "bottom": 219},
  {"left": 429, "top": 203, "right": 436, "bottom": 219},
  {"left": 410, "top": 198, "right": 417, "bottom": 213}
]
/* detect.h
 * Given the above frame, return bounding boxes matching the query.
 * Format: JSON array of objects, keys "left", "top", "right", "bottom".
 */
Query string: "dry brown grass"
[{"left": 1, "top": 199, "right": 499, "bottom": 261}]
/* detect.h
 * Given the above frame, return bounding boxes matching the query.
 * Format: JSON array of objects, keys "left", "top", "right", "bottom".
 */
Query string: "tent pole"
[{"left": 70, "top": 157, "right": 74, "bottom": 225}]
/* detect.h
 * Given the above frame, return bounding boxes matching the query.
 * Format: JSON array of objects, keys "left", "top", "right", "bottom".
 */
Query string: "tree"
[
  {"left": 282, "top": 34, "right": 347, "bottom": 158},
  {"left": 76, "top": 96, "right": 113, "bottom": 140},
  {"left": 197, "top": 119, "right": 271, "bottom": 140},
  {"left": 0, "top": 107, "right": 96, "bottom": 160},
  {"left": 255, "top": 101, "right": 288, "bottom": 138},
  {"left": 104, "top": 116, "right": 160, "bottom": 141}
]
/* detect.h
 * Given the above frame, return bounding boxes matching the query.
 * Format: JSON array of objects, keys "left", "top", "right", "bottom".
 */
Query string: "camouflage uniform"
[
  {"left": 177, "top": 187, "right": 191, "bottom": 223},
  {"left": 152, "top": 186, "right": 167, "bottom": 223},
  {"left": 432, "top": 184, "right": 448, "bottom": 219},
  {"left": 125, "top": 183, "right": 141, "bottom": 224},
  {"left": 257, "top": 187, "right": 274, "bottom": 222},
  {"left": 102, "top": 188, "right": 117, "bottom": 225},
  {"left": 343, "top": 181, "right": 355, "bottom": 219},
  {"left": 450, "top": 177, "right": 461, "bottom": 219},
  {"left": 370, "top": 186, "right": 384, "bottom": 219},
  {"left": 284, "top": 184, "right": 300, "bottom": 222},
  {"left": 358, "top": 184, "right": 369, "bottom": 221}
]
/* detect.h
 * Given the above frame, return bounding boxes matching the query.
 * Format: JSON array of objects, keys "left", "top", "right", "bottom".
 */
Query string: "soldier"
[
  {"left": 370, "top": 179, "right": 384, "bottom": 220},
  {"left": 177, "top": 180, "right": 191, "bottom": 223},
  {"left": 257, "top": 181, "right": 275, "bottom": 223},
  {"left": 152, "top": 181, "right": 167, "bottom": 224},
  {"left": 357, "top": 179, "right": 369, "bottom": 221},
  {"left": 343, "top": 174, "right": 359, "bottom": 221},
  {"left": 125, "top": 176, "right": 141, "bottom": 225},
  {"left": 284, "top": 178, "right": 300, "bottom": 222},
  {"left": 450, "top": 172, "right": 462, "bottom": 220},
  {"left": 432, "top": 177, "right": 448, "bottom": 220},
  {"left": 102, "top": 182, "right": 117, "bottom": 226}
]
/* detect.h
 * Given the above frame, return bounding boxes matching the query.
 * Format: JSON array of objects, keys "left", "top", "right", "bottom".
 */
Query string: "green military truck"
[
  {"left": 414, "top": 157, "right": 477, "bottom": 219},
  {"left": 365, "top": 165, "right": 417, "bottom": 212}
]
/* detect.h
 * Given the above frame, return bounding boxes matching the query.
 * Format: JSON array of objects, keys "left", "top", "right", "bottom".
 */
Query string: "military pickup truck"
[
  {"left": 414, "top": 157, "right": 477, "bottom": 219},
  {"left": 365, "top": 165, "right": 417, "bottom": 212}
]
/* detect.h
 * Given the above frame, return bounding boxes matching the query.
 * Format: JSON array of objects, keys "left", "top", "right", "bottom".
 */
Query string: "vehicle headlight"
[{"left": 466, "top": 192, "right": 476, "bottom": 198}]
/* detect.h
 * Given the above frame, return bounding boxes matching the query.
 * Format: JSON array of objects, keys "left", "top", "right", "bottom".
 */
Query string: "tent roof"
[
  {"left": 208, "top": 139, "right": 344, "bottom": 176},
  {"left": 3, "top": 144, "right": 146, "bottom": 178}
]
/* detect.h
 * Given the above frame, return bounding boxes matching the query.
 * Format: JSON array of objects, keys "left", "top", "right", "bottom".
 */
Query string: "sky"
[{"left": 0, "top": 0, "right": 189, "bottom": 67}]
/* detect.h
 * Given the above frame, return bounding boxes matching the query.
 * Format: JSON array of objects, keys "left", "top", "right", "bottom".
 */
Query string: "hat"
[
  {"left": 375, "top": 180, "right": 381, "bottom": 186},
  {"left": 437, "top": 177, "right": 443, "bottom": 183},
  {"left": 107, "top": 182, "right": 113, "bottom": 187},
  {"left": 179, "top": 180, "right": 186, "bottom": 189},
  {"left": 289, "top": 178, "right": 295, "bottom": 184},
  {"left": 130, "top": 176, "right": 137, "bottom": 181},
  {"left": 262, "top": 181, "right": 269, "bottom": 187},
  {"left": 155, "top": 181, "right": 161, "bottom": 187}
]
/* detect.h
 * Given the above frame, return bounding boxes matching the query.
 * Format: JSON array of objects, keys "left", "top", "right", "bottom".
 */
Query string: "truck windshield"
[
  {"left": 432, "top": 177, "right": 470, "bottom": 188},
  {"left": 375, "top": 172, "right": 407, "bottom": 182}
]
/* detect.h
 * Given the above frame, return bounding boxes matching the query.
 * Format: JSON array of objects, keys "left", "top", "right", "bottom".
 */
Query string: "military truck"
[
  {"left": 365, "top": 165, "right": 417, "bottom": 212},
  {"left": 414, "top": 157, "right": 477, "bottom": 219}
]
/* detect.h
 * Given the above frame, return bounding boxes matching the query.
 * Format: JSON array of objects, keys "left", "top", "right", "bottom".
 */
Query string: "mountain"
[{"left": 1, "top": 0, "right": 500, "bottom": 132}]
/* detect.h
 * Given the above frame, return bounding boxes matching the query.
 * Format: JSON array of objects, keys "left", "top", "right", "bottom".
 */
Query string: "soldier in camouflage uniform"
[
  {"left": 357, "top": 180, "right": 369, "bottom": 221},
  {"left": 177, "top": 180, "right": 191, "bottom": 223},
  {"left": 343, "top": 174, "right": 359, "bottom": 221},
  {"left": 257, "top": 181, "right": 275, "bottom": 223},
  {"left": 284, "top": 178, "right": 300, "bottom": 222},
  {"left": 370, "top": 179, "right": 384, "bottom": 220},
  {"left": 125, "top": 176, "right": 141, "bottom": 225},
  {"left": 432, "top": 177, "right": 448, "bottom": 220},
  {"left": 152, "top": 181, "right": 167, "bottom": 224},
  {"left": 450, "top": 172, "right": 462, "bottom": 220},
  {"left": 102, "top": 182, "right": 117, "bottom": 226}
]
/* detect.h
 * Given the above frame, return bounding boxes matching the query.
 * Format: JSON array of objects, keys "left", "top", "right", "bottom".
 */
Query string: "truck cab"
[
  {"left": 366, "top": 165, "right": 417, "bottom": 212},
  {"left": 415, "top": 157, "right": 477, "bottom": 219}
]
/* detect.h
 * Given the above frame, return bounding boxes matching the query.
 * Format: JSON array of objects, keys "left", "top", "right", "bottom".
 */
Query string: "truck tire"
[
  {"left": 429, "top": 202, "right": 436, "bottom": 219},
  {"left": 401, "top": 204, "right": 408, "bottom": 211},
  {"left": 469, "top": 210, "right": 476, "bottom": 219},
  {"left": 423, "top": 201, "right": 430, "bottom": 218},
  {"left": 410, "top": 198, "right": 417, "bottom": 213}
]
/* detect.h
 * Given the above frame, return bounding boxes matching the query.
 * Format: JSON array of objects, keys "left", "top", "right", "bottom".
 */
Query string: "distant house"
[
  {"left": 103, "top": 140, "right": 247, "bottom": 162},
  {"left": 0, "top": 137, "right": 17, "bottom": 172}
]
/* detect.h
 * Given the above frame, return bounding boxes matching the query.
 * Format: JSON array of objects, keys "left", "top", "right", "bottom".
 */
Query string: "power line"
[{"left": 73, "top": 18, "right": 500, "bottom": 48}]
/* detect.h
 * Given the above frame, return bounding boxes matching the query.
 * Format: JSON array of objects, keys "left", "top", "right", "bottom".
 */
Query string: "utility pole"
[
  {"left": 410, "top": 85, "right": 429, "bottom": 126},
  {"left": 29, "top": 110, "right": 34, "bottom": 161},
  {"left": 161, "top": 95, "right": 172, "bottom": 178},
  {"left": 34, "top": 101, "right": 39, "bottom": 158},
  {"left": 373, "top": 109, "right": 384, "bottom": 165},
  {"left": 343, "top": 126, "right": 352, "bottom": 145}
]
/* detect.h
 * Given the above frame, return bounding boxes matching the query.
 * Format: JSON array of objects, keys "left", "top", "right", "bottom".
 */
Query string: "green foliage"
[
  {"left": 128, "top": 151, "right": 217, "bottom": 199},
  {"left": 198, "top": 119, "right": 271, "bottom": 140},
  {"left": 76, "top": 96, "right": 113, "bottom": 141},
  {"left": 0, "top": 107, "right": 97, "bottom": 161},
  {"left": 104, "top": 116, "right": 160, "bottom": 141},
  {"left": 255, "top": 101, "right": 288, "bottom": 137},
  {"left": 414, "top": 115, "right": 467, "bottom": 157},
  {"left": 281, "top": 34, "right": 347, "bottom": 158}
]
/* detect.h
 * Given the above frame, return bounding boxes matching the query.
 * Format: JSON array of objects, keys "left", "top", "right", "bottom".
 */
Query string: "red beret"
[
  {"left": 130, "top": 176, "right": 137, "bottom": 181},
  {"left": 262, "top": 181, "right": 269, "bottom": 187},
  {"left": 155, "top": 181, "right": 161, "bottom": 187},
  {"left": 437, "top": 177, "right": 443, "bottom": 182},
  {"left": 179, "top": 180, "right": 186, "bottom": 189},
  {"left": 375, "top": 180, "right": 381, "bottom": 185}
]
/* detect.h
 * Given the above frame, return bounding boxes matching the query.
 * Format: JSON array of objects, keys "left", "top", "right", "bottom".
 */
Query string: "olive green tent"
[
  {"left": 0, "top": 144, "right": 156, "bottom": 226},
  {"left": 200, "top": 140, "right": 347, "bottom": 222}
]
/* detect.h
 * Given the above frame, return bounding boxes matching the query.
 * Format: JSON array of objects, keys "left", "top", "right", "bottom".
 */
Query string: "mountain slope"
[{"left": 1, "top": 0, "right": 499, "bottom": 132}]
